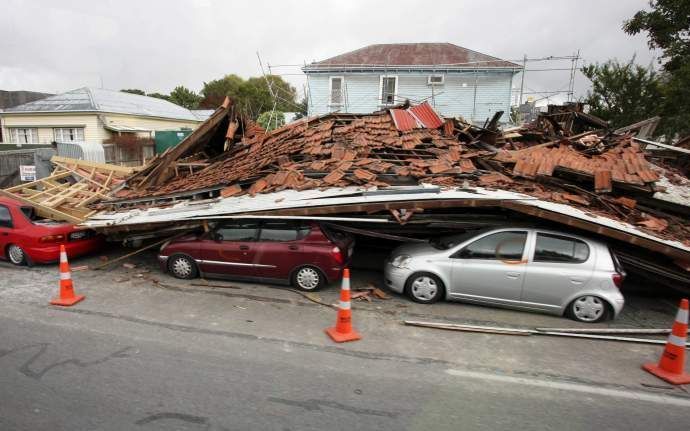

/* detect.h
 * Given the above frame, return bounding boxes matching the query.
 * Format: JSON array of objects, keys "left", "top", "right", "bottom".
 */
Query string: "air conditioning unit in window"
[{"left": 427, "top": 75, "right": 444, "bottom": 85}]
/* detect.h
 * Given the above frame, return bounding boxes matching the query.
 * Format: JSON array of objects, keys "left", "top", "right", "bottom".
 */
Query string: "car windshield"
[{"left": 429, "top": 231, "right": 480, "bottom": 250}]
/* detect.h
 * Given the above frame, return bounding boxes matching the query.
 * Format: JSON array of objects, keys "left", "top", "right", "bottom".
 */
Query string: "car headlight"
[{"left": 390, "top": 254, "right": 411, "bottom": 269}]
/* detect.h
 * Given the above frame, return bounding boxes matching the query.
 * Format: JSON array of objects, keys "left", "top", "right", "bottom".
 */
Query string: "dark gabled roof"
[{"left": 304, "top": 43, "right": 521, "bottom": 71}]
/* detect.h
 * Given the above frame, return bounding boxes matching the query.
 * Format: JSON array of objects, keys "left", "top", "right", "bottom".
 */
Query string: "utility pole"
[{"left": 518, "top": 54, "right": 527, "bottom": 106}]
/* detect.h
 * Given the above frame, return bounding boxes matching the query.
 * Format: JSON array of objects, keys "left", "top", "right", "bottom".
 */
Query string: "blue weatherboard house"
[{"left": 303, "top": 43, "right": 521, "bottom": 122}]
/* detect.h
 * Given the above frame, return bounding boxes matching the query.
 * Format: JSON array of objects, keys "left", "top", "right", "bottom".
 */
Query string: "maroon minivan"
[{"left": 158, "top": 220, "right": 354, "bottom": 291}]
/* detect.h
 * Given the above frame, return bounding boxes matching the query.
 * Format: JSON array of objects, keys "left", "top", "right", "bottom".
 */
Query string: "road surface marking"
[{"left": 445, "top": 368, "right": 690, "bottom": 407}]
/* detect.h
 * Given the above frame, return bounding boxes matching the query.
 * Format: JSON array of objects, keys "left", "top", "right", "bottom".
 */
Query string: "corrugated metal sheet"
[
  {"left": 390, "top": 102, "right": 443, "bottom": 131},
  {"left": 4, "top": 88, "right": 198, "bottom": 121},
  {"left": 389, "top": 109, "right": 418, "bottom": 131},
  {"left": 409, "top": 102, "right": 444, "bottom": 129}
]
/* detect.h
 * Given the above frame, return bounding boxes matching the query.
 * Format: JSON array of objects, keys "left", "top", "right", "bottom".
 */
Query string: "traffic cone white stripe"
[
  {"left": 339, "top": 300, "right": 351, "bottom": 310},
  {"left": 60, "top": 251, "right": 67, "bottom": 262},
  {"left": 667, "top": 334, "right": 687, "bottom": 347},
  {"left": 676, "top": 308, "right": 688, "bottom": 323},
  {"left": 341, "top": 278, "right": 350, "bottom": 291},
  {"left": 60, "top": 271, "right": 71, "bottom": 280}
]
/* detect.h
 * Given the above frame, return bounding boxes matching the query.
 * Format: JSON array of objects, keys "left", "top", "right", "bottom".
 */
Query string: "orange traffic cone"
[
  {"left": 50, "top": 245, "right": 85, "bottom": 306},
  {"left": 325, "top": 268, "right": 361, "bottom": 343},
  {"left": 642, "top": 298, "right": 690, "bottom": 385}
]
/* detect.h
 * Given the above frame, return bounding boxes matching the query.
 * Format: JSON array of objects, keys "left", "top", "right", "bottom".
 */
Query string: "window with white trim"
[
  {"left": 329, "top": 76, "right": 344, "bottom": 105},
  {"left": 428, "top": 74, "right": 445, "bottom": 85},
  {"left": 380, "top": 76, "right": 398, "bottom": 105},
  {"left": 54, "top": 127, "right": 85, "bottom": 143},
  {"left": 7, "top": 128, "right": 39, "bottom": 144}
]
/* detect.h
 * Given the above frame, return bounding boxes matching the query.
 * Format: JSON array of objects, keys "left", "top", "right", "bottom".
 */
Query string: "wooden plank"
[
  {"left": 3, "top": 172, "right": 71, "bottom": 192},
  {"left": 50, "top": 155, "right": 136, "bottom": 175},
  {"left": 0, "top": 189, "right": 83, "bottom": 223}
]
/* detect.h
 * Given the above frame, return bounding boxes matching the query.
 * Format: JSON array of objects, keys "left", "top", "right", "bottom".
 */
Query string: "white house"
[{"left": 303, "top": 43, "right": 522, "bottom": 122}]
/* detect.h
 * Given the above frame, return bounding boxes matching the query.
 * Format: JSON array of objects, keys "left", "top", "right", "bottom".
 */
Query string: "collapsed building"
[{"left": 4, "top": 98, "right": 690, "bottom": 293}]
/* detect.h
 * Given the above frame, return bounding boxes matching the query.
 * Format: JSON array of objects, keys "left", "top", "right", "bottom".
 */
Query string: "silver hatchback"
[{"left": 384, "top": 228, "right": 625, "bottom": 322}]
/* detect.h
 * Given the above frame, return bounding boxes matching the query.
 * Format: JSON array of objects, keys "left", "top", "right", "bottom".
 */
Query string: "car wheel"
[
  {"left": 7, "top": 244, "right": 26, "bottom": 266},
  {"left": 405, "top": 272, "right": 444, "bottom": 304},
  {"left": 292, "top": 266, "right": 324, "bottom": 291},
  {"left": 168, "top": 254, "right": 198, "bottom": 279},
  {"left": 568, "top": 295, "right": 609, "bottom": 323}
]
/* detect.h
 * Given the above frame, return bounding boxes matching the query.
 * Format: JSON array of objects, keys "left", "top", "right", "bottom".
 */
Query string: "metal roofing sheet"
[
  {"left": 389, "top": 109, "right": 418, "bottom": 131},
  {"left": 4, "top": 87, "right": 199, "bottom": 121},
  {"left": 409, "top": 102, "right": 444, "bottom": 129},
  {"left": 390, "top": 102, "right": 443, "bottom": 131},
  {"left": 82, "top": 185, "right": 690, "bottom": 256}
]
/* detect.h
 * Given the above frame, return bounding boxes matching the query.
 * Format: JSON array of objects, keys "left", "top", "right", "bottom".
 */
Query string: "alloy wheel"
[{"left": 7, "top": 245, "right": 25, "bottom": 265}]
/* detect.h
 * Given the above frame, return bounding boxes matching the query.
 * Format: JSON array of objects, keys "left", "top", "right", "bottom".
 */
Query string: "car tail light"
[
  {"left": 612, "top": 273, "right": 624, "bottom": 289},
  {"left": 39, "top": 234, "right": 65, "bottom": 243},
  {"left": 331, "top": 246, "right": 344, "bottom": 264}
]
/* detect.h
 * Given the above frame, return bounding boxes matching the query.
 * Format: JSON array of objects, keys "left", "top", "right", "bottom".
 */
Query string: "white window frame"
[
  {"left": 379, "top": 75, "right": 399, "bottom": 106},
  {"left": 329, "top": 76, "right": 345, "bottom": 106},
  {"left": 53, "top": 127, "right": 85, "bottom": 143},
  {"left": 8, "top": 128, "right": 39, "bottom": 144},
  {"left": 427, "top": 74, "right": 445, "bottom": 85}
]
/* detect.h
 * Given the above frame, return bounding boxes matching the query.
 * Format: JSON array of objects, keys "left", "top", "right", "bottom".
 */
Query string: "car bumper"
[
  {"left": 383, "top": 260, "right": 410, "bottom": 294},
  {"left": 27, "top": 237, "right": 104, "bottom": 264},
  {"left": 610, "top": 296, "right": 625, "bottom": 318}
]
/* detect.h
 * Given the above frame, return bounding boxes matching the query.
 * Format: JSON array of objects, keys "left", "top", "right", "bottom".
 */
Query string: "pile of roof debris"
[
  {"left": 5, "top": 98, "right": 690, "bottom": 292},
  {"left": 101, "top": 100, "right": 689, "bottom": 243}
]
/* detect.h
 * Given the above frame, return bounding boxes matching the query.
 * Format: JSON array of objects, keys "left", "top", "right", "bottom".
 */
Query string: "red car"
[
  {"left": 158, "top": 220, "right": 354, "bottom": 291},
  {"left": 0, "top": 197, "right": 103, "bottom": 265}
]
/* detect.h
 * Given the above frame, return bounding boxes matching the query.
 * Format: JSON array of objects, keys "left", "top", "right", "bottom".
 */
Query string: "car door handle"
[
  {"left": 506, "top": 272, "right": 520, "bottom": 279},
  {"left": 569, "top": 277, "right": 584, "bottom": 284},
  {"left": 288, "top": 245, "right": 298, "bottom": 251},
  {"left": 239, "top": 245, "right": 249, "bottom": 251}
]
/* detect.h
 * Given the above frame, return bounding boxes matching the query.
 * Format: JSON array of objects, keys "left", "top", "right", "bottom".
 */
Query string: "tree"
[
  {"left": 624, "top": 0, "right": 690, "bottom": 72},
  {"left": 169, "top": 86, "right": 201, "bottom": 109},
  {"left": 120, "top": 89, "right": 145, "bottom": 96},
  {"left": 200, "top": 74, "right": 244, "bottom": 109},
  {"left": 257, "top": 111, "right": 285, "bottom": 132},
  {"left": 146, "top": 92, "right": 170, "bottom": 101},
  {"left": 624, "top": 0, "right": 690, "bottom": 138},
  {"left": 199, "top": 74, "right": 297, "bottom": 119},
  {"left": 581, "top": 58, "right": 662, "bottom": 129}
]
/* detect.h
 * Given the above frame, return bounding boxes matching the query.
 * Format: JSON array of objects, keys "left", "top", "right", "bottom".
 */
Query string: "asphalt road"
[{"left": 1, "top": 301, "right": 689, "bottom": 431}]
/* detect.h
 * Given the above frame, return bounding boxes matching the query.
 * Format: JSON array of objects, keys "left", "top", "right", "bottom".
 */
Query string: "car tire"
[
  {"left": 168, "top": 254, "right": 198, "bottom": 279},
  {"left": 6, "top": 244, "right": 26, "bottom": 266},
  {"left": 292, "top": 266, "right": 325, "bottom": 291},
  {"left": 405, "top": 272, "right": 444, "bottom": 304},
  {"left": 567, "top": 295, "right": 610, "bottom": 323}
]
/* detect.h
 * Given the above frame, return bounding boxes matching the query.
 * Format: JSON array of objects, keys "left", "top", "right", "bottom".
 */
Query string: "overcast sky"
[{"left": 1, "top": 0, "right": 659, "bottom": 105}]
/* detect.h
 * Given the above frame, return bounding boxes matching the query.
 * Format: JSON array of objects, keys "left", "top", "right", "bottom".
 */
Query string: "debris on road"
[{"left": 403, "top": 320, "right": 690, "bottom": 346}]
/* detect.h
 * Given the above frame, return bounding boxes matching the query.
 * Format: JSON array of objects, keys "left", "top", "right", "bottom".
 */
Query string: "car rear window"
[
  {"left": 259, "top": 221, "right": 303, "bottom": 242},
  {"left": 534, "top": 233, "right": 589, "bottom": 263},
  {"left": 217, "top": 221, "right": 259, "bottom": 241}
]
